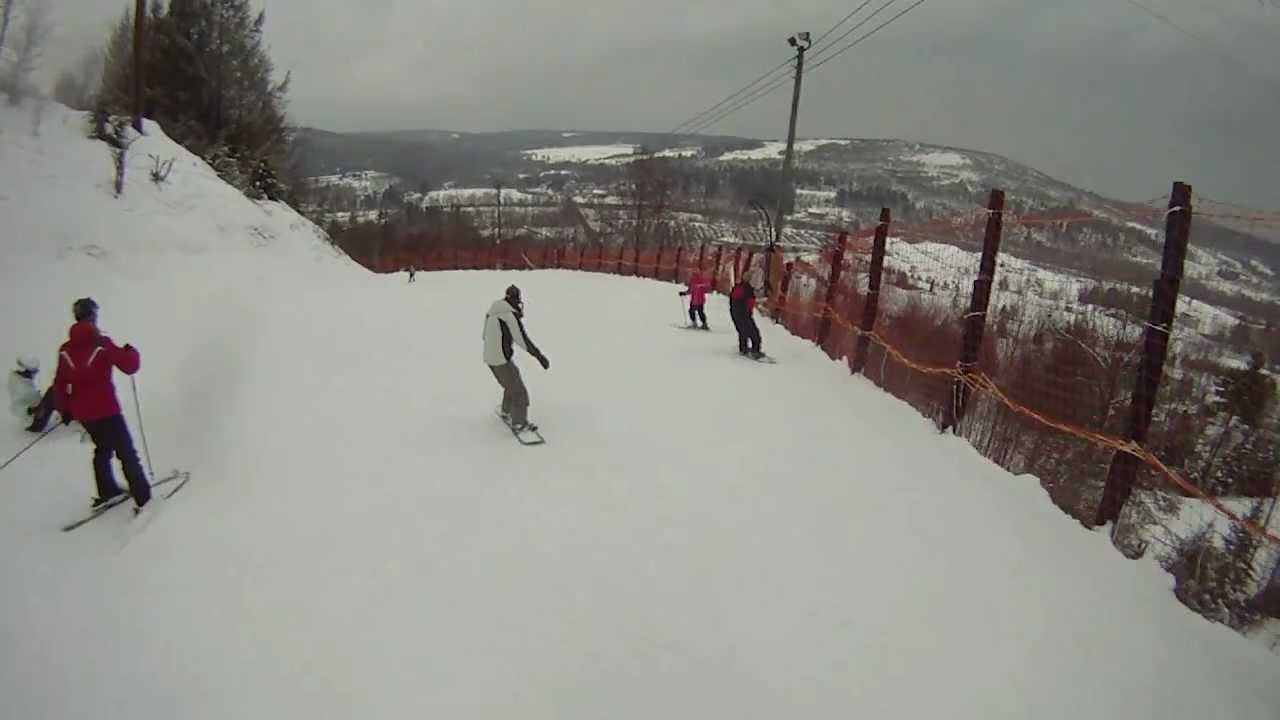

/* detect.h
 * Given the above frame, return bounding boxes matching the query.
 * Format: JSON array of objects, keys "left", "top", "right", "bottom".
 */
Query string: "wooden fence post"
[
  {"left": 696, "top": 243, "right": 706, "bottom": 278},
  {"left": 653, "top": 244, "right": 663, "bottom": 278},
  {"left": 730, "top": 247, "right": 743, "bottom": 284},
  {"left": 943, "top": 190, "right": 1005, "bottom": 432},
  {"left": 616, "top": 243, "right": 626, "bottom": 275},
  {"left": 850, "top": 208, "right": 891, "bottom": 375},
  {"left": 709, "top": 246, "right": 724, "bottom": 292},
  {"left": 674, "top": 245, "right": 685, "bottom": 283},
  {"left": 816, "top": 232, "right": 849, "bottom": 350},
  {"left": 776, "top": 260, "right": 795, "bottom": 323},
  {"left": 1095, "top": 181, "right": 1193, "bottom": 531}
]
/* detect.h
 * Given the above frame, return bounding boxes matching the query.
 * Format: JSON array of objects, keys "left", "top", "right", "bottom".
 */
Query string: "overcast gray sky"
[{"left": 40, "top": 0, "right": 1280, "bottom": 207}]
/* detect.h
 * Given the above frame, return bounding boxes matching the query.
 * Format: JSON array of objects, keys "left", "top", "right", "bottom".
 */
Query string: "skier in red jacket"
[
  {"left": 53, "top": 298, "right": 151, "bottom": 510},
  {"left": 678, "top": 271, "right": 712, "bottom": 330}
]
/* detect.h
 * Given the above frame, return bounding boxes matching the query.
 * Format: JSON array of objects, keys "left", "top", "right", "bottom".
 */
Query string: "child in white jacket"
[{"left": 9, "top": 356, "right": 43, "bottom": 425}]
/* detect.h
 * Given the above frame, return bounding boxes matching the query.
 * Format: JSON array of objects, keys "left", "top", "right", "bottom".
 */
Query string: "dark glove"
[
  {"left": 25, "top": 406, "right": 35, "bottom": 417},
  {"left": 62, "top": 414, "right": 73, "bottom": 426},
  {"left": 124, "top": 344, "right": 136, "bottom": 352},
  {"left": 678, "top": 291, "right": 688, "bottom": 296},
  {"left": 537, "top": 353, "right": 550, "bottom": 370}
]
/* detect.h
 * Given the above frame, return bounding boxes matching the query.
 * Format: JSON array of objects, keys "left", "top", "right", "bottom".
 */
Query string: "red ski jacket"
[
  {"left": 686, "top": 274, "right": 711, "bottom": 305},
  {"left": 53, "top": 321, "right": 140, "bottom": 423}
]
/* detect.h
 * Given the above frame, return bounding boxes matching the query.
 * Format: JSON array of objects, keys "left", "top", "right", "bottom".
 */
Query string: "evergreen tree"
[
  {"left": 96, "top": 0, "right": 292, "bottom": 200},
  {"left": 1202, "top": 353, "right": 1277, "bottom": 484}
]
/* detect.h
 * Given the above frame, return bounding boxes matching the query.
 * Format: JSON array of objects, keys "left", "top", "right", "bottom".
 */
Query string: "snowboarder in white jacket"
[{"left": 483, "top": 285, "right": 549, "bottom": 431}]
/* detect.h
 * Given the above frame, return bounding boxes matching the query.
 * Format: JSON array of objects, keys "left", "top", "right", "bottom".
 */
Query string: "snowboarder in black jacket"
[{"left": 729, "top": 279, "right": 763, "bottom": 358}]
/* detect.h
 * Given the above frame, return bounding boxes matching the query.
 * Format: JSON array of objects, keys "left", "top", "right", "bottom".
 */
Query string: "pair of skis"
[{"left": 60, "top": 469, "right": 191, "bottom": 532}]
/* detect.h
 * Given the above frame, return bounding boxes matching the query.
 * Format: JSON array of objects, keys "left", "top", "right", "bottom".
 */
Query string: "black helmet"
[
  {"left": 505, "top": 285, "right": 522, "bottom": 305},
  {"left": 73, "top": 297, "right": 99, "bottom": 322}
]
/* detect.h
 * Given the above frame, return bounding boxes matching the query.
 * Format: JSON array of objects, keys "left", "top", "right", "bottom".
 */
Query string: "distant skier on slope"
[
  {"left": 483, "top": 285, "right": 550, "bottom": 433},
  {"left": 729, "top": 276, "right": 764, "bottom": 359},
  {"left": 53, "top": 298, "right": 151, "bottom": 510},
  {"left": 408, "top": 266, "right": 417, "bottom": 283},
  {"left": 679, "top": 270, "right": 712, "bottom": 330}
]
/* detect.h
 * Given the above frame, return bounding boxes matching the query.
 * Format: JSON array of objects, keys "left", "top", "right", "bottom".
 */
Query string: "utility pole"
[
  {"left": 495, "top": 180, "right": 504, "bottom": 270},
  {"left": 0, "top": 1, "right": 14, "bottom": 56},
  {"left": 767, "top": 31, "right": 811, "bottom": 293},
  {"left": 495, "top": 180, "right": 504, "bottom": 242},
  {"left": 132, "top": 0, "right": 146, "bottom": 133}
]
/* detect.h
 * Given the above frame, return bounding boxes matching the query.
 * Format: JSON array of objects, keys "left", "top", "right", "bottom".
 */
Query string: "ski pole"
[
  {"left": 0, "top": 424, "right": 59, "bottom": 475},
  {"left": 677, "top": 294, "right": 688, "bottom": 325},
  {"left": 131, "top": 375, "right": 155, "bottom": 481}
]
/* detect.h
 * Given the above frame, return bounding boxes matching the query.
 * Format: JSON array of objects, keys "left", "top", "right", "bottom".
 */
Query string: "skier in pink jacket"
[{"left": 678, "top": 271, "right": 712, "bottom": 330}]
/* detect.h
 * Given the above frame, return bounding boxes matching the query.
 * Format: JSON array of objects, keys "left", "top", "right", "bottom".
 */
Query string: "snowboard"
[
  {"left": 735, "top": 349, "right": 777, "bottom": 364},
  {"left": 670, "top": 323, "right": 715, "bottom": 332},
  {"left": 496, "top": 408, "right": 546, "bottom": 446},
  {"left": 61, "top": 469, "right": 190, "bottom": 532}
]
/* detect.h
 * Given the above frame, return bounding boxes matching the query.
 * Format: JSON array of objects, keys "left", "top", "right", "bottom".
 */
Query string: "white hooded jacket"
[
  {"left": 483, "top": 298, "right": 541, "bottom": 367},
  {"left": 8, "top": 370, "right": 41, "bottom": 421}
]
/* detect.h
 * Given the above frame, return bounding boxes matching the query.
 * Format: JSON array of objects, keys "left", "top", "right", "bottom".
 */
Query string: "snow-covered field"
[
  {"left": 405, "top": 187, "right": 546, "bottom": 207},
  {"left": 655, "top": 146, "right": 701, "bottom": 159},
  {"left": 719, "top": 139, "right": 850, "bottom": 161},
  {"left": 912, "top": 150, "right": 980, "bottom": 183},
  {"left": 523, "top": 144, "right": 638, "bottom": 163},
  {"left": 307, "top": 170, "right": 399, "bottom": 194},
  {"left": 882, "top": 239, "right": 1239, "bottom": 339},
  {"left": 3, "top": 103, "right": 1279, "bottom": 717}
]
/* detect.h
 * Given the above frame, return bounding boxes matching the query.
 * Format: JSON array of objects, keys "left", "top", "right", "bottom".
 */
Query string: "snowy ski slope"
[{"left": 1, "top": 103, "right": 1277, "bottom": 718}]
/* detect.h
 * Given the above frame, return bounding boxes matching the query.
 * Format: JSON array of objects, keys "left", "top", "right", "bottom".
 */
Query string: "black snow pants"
[
  {"left": 688, "top": 303, "right": 707, "bottom": 327},
  {"left": 25, "top": 386, "right": 56, "bottom": 432},
  {"left": 731, "top": 311, "right": 761, "bottom": 354},
  {"left": 83, "top": 414, "right": 151, "bottom": 507}
]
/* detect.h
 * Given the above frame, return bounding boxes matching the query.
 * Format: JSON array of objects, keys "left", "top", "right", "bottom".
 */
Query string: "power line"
[
  {"left": 812, "top": 0, "right": 879, "bottom": 47},
  {"left": 806, "top": 0, "right": 906, "bottom": 66},
  {"left": 1122, "top": 0, "right": 1280, "bottom": 94},
  {"left": 808, "top": 0, "right": 928, "bottom": 74},
  {"left": 683, "top": 0, "right": 928, "bottom": 136},
  {"left": 670, "top": 0, "right": 881, "bottom": 135},
  {"left": 682, "top": 72, "right": 795, "bottom": 136},
  {"left": 670, "top": 59, "right": 794, "bottom": 134}
]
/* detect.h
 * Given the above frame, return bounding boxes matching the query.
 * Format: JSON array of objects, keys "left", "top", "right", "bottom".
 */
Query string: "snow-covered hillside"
[{"left": 2, "top": 103, "right": 1279, "bottom": 717}]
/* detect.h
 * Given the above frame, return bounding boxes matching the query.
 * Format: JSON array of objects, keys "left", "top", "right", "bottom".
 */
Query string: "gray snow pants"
[{"left": 490, "top": 362, "right": 530, "bottom": 426}]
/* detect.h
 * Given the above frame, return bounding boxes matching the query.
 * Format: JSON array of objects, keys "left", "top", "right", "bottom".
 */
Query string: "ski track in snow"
[{"left": 1, "top": 102, "right": 1279, "bottom": 719}]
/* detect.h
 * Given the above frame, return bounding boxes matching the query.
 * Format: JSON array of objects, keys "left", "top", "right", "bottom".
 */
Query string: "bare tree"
[
  {"left": 4, "top": 0, "right": 52, "bottom": 105},
  {"left": 0, "top": 0, "right": 14, "bottom": 54},
  {"left": 622, "top": 157, "right": 674, "bottom": 250},
  {"left": 53, "top": 46, "right": 103, "bottom": 109}
]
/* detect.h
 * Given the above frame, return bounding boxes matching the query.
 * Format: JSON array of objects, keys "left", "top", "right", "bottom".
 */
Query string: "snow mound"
[{"left": 1, "top": 102, "right": 1278, "bottom": 718}]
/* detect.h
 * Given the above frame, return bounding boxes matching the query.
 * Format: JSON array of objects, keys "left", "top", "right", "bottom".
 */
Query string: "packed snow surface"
[{"left": 2, "top": 103, "right": 1278, "bottom": 718}]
